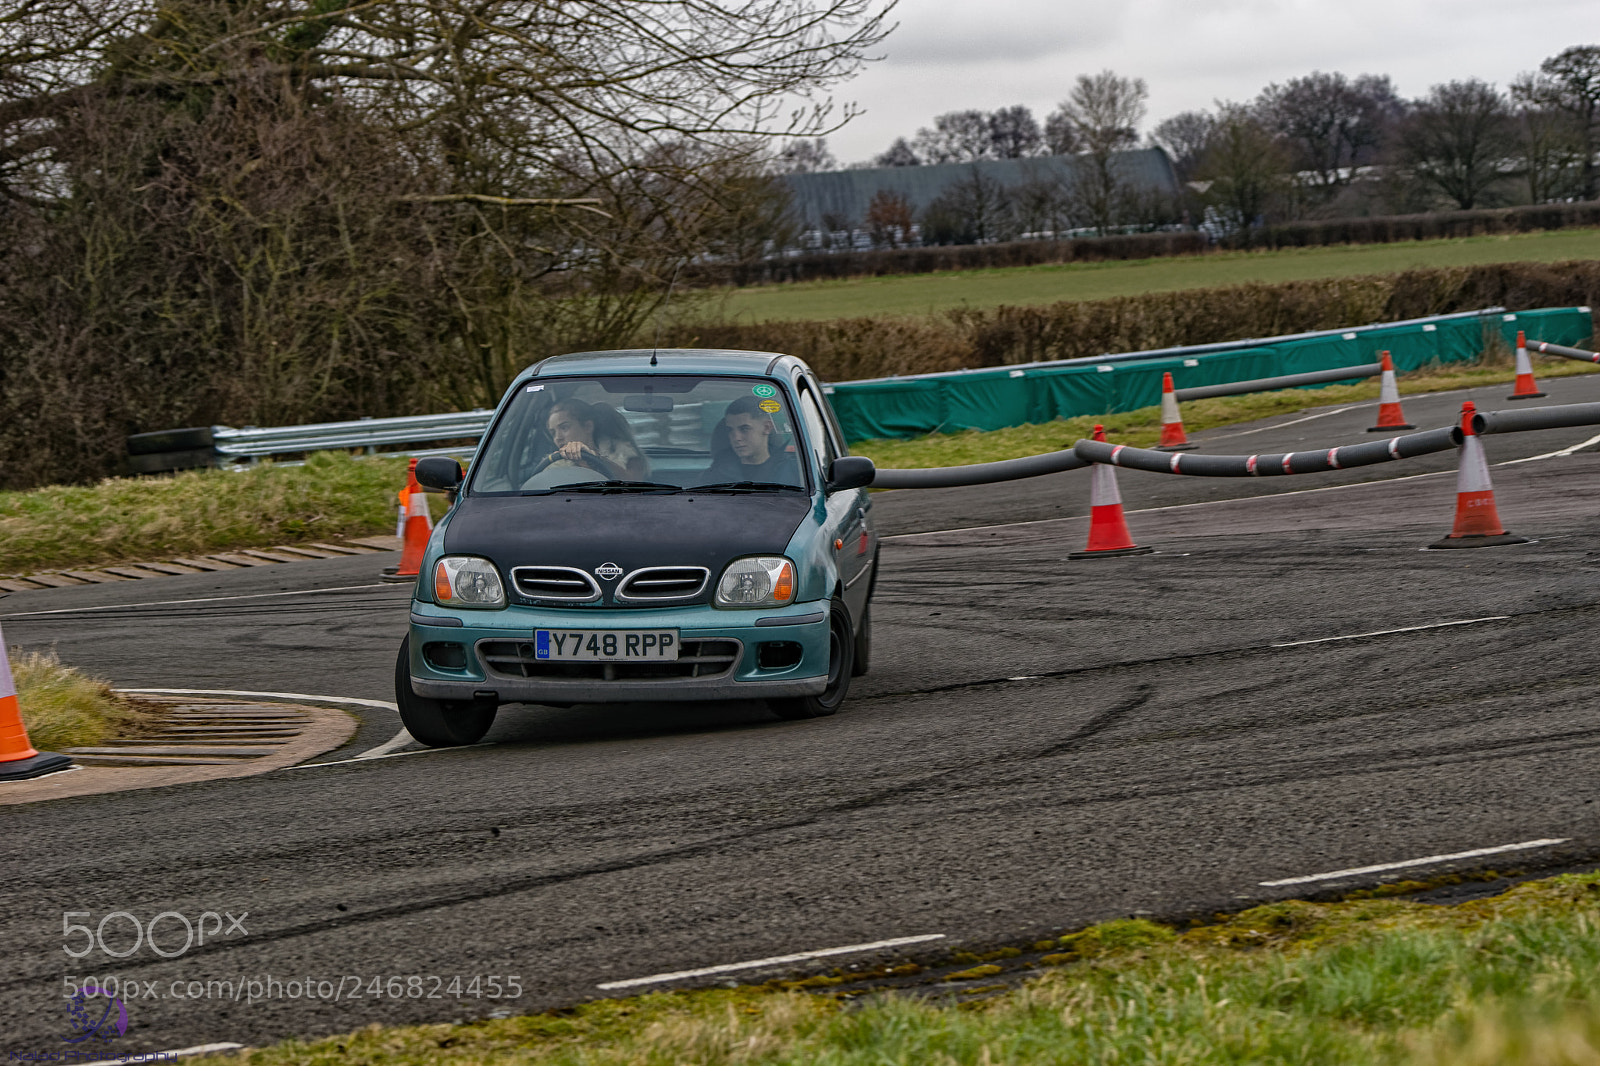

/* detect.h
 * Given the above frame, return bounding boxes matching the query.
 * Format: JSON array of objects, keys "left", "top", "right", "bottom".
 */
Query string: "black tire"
[
  {"left": 851, "top": 601, "right": 871, "bottom": 677},
  {"left": 394, "top": 637, "right": 497, "bottom": 746},
  {"left": 769, "top": 600, "right": 853, "bottom": 720}
]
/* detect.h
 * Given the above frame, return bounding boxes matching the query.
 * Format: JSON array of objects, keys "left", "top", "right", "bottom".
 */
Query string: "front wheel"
[
  {"left": 394, "top": 636, "right": 497, "bottom": 746},
  {"left": 769, "top": 600, "right": 854, "bottom": 720}
]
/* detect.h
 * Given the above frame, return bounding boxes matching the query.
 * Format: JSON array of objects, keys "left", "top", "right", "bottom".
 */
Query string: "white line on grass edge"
[
  {"left": 1260, "top": 838, "right": 1570, "bottom": 887},
  {"left": 596, "top": 934, "right": 947, "bottom": 991}
]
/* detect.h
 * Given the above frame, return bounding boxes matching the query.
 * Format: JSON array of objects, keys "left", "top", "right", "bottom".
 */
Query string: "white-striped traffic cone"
[
  {"left": 1429, "top": 401, "right": 1527, "bottom": 549},
  {"left": 1366, "top": 351, "right": 1414, "bottom": 432},
  {"left": 1070, "top": 426, "right": 1154, "bottom": 559},
  {"left": 381, "top": 458, "right": 434, "bottom": 582},
  {"left": 1508, "top": 330, "right": 1546, "bottom": 400},
  {"left": 0, "top": 623, "right": 74, "bottom": 781},
  {"left": 1156, "top": 372, "right": 1196, "bottom": 452}
]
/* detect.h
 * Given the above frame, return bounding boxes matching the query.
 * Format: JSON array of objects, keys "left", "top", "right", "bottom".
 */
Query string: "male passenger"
[{"left": 702, "top": 394, "right": 802, "bottom": 485}]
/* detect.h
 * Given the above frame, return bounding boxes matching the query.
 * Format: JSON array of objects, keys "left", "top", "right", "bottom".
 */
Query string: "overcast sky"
[{"left": 820, "top": 0, "right": 1596, "bottom": 163}]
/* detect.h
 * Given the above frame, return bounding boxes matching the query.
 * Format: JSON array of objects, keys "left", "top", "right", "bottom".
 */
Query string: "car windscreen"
[{"left": 468, "top": 376, "right": 812, "bottom": 495}]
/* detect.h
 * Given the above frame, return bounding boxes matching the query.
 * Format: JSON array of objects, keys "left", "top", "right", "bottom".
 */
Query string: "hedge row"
[
  {"left": 681, "top": 201, "right": 1600, "bottom": 289},
  {"left": 663, "top": 260, "right": 1600, "bottom": 383}
]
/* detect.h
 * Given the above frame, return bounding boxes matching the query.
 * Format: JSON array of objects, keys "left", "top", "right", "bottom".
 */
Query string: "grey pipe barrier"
[
  {"left": 1174, "top": 362, "right": 1381, "bottom": 402},
  {"left": 1473, "top": 402, "right": 1600, "bottom": 436},
  {"left": 1531, "top": 340, "right": 1600, "bottom": 364},
  {"left": 1072, "top": 426, "right": 1460, "bottom": 477},
  {"left": 871, "top": 448, "right": 1090, "bottom": 488}
]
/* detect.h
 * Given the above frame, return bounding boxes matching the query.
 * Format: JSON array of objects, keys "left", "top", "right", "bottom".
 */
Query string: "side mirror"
[
  {"left": 415, "top": 456, "right": 464, "bottom": 492},
  {"left": 825, "top": 456, "right": 875, "bottom": 494}
]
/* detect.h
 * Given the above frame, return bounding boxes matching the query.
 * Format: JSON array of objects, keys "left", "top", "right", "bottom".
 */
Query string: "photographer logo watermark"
[
  {"left": 64, "top": 911, "right": 247, "bottom": 960},
  {"left": 64, "top": 983, "right": 126, "bottom": 1045}
]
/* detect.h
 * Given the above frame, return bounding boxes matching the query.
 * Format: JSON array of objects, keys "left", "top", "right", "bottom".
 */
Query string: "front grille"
[
  {"left": 617, "top": 566, "right": 710, "bottom": 602},
  {"left": 511, "top": 566, "right": 600, "bottom": 602},
  {"left": 479, "top": 639, "right": 740, "bottom": 681}
]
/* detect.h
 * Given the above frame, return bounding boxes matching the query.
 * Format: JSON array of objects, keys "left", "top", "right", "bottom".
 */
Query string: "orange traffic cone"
[
  {"left": 1508, "top": 330, "right": 1546, "bottom": 400},
  {"left": 380, "top": 458, "right": 434, "bottom": 582},
  {"left": 1070, "top": 426, "right": 1154, "bottom": 559},
  {"left": 1429, "top": 401, "right": 1528, "bottom": 549},
  {"left": 1156, "top": 372, "right": 1196, "bottom": 452},
  {"left": 0, "top": 624, "right": 74, "bottom": 781},
  {"left": 1366, "top": 351, "right": 1414, "bottom": 432}
]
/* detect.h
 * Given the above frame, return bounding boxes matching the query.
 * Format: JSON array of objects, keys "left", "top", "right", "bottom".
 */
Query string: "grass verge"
[
  {"left": 0, "top": 451, "right": 409, "bottom": 576},
  {"left": 851, "top": 357, "right": 1600, "bottom": 471},
  {"left": 712, "top": 228, "right": 1600, "bottom": 322},
  {"left": 11, "top": 648, "right": 163, "bottom": 750},
  {"left": 194, "top": 870, "right": 1600, "bottom": 1066}
]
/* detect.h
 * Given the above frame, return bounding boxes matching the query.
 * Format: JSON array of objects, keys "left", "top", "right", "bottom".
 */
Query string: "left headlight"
[
  {"left": 714, "top": 556, "right": 795, "bottom": 609},
  {"left": 432, "top": 556, "right": 506, "bottom": 608}
]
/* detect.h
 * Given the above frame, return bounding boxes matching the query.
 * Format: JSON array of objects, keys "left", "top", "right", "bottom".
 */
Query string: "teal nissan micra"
[{"left": 397, "top": 349, "right": 878, "bottom": 746}]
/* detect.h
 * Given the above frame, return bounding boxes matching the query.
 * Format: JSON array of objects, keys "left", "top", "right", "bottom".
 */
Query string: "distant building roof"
[{"left": 780, "top": 148, "right": 1180, "bottom": 230}]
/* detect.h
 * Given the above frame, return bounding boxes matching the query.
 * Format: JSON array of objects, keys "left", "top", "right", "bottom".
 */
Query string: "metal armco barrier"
[
  {"left": 1173, "top": 362, "right": 1380, "bottom": 402},
  {"left": 1472, "top": 402, "right": 1600, "bottom": 436},
  {"left": 1532, "top": 340, "right": 1600, "bottom": 364},
  {"left": 213, "top": 411, "right": 493, "bottom": 460},
  {"left": 871, "top": 449, "right": 1089, "bottom": 489},
  {"left": 1072, "top": 427, "right": 1461, "bottom": 477}
]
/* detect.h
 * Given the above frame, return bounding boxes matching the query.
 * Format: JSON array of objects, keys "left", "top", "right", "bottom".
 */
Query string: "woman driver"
[{"left": 542, "top": 399, "right": 649, "bottom": 481}]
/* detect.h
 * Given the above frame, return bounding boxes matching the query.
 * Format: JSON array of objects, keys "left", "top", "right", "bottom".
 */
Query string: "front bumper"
[{"left": 407, "top": 600, "right": 829, "bottom": 705}]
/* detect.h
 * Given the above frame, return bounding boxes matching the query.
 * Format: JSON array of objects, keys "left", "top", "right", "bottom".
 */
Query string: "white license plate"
[{"left": 534, "top": 629, "right": 679, "bottom": 661}]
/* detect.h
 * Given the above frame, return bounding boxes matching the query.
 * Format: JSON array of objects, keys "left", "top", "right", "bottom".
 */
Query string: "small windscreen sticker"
[
  {"left": 751, "top": 383, "right": 777, "bottom": 398},
  {"left": 525, "top": 384, "right": 545, "bottom": 392},
  {"left": 758, "top": 398, "right": 782, "bottom": 414}
]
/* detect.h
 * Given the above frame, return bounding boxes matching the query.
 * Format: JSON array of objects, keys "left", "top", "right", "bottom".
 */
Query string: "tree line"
[{"left": 773, "top": 45, "right": 1600, "bottom": 242}]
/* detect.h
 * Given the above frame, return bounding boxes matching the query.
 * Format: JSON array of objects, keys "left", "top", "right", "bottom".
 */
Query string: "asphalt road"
[{"left": 6, "top": 375, "right": 1600, "bottom": 1055}]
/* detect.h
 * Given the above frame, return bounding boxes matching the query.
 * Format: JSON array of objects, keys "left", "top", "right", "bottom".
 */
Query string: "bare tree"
[
  {"left": 1043, "top": 109, "right": 1078, "bottom": 155},
  {"left": 1399, "top": 79, "right": 1515, "bottom": 210},
  {"left": 1197, "top": 105, "right": 1290, "bottom": 234},
  {"left": 865, "top": 188, "right": 915, "bottom": 247},
  {"left": 0, "top": 0, "right": 896, "bottom": 486},
  {"left": 921, "top": 166, "right": 1012, "bottom": 244},
  {"left": 1511, "top": 73, "right": 1587, "bottom": 203},
  {"left": 1525, "top": 45, "right": 1600, "bottom": 199},
  {"left": 912, "top": 110, "right": 992, "bottom": 163},
  {"left": 873, "top": 136, "right": 920, "bottom": 166},
  {"left": 1255, "top": 72, "right": 1403, "bottom": 196},
  {"left": 1049, "top": 71, "right": 1148, "bottom": 233},
  {"left": 774, "top": 138, "right": 838, "bottom": 173},
  {"left": 1150, "top": 109, "right": 1215, "bottom": 183},
  {"left": 986, "top": 105, "right": 1042, "bottom": 158}
]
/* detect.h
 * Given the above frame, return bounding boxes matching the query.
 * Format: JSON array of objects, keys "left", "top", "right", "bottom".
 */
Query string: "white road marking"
[
  {"left": 120, "top": 687, "right": 415, "bottom": 760},
  {"left": 1496, "top": 430, "right": 1600, "bottom": 465},
  {"left": 279, "top": 745, "right": 470, "bottom": 769},
  {"left": 0, "top": 582, "right": 401, "bottom": 619},
  {"left": 1270, "top": 616, "right": 1510, "bottom": 648},
  {"left": 75, "top": 1043, "right": 243, "bottom": 1066},
  {"left": 1198, "top": 406, "right": 1362, "bottom": 442},
  {"left": 595, "top": 933, "right": 947, "bottom": 991},
  {"left": 1260, "top": 838, "right": 1569, "bottom": 886}
]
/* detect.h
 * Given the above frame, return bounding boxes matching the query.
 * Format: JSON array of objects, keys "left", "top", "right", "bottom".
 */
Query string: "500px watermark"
[
  {"left": 62, "top": 911, "right": 247, "bottom": 960},
  {"left": 64, "top": 974, "right": 522, "bottom": 1005}
]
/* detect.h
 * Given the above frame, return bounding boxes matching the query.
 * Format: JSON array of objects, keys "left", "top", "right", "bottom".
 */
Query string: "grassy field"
[
  {"left": 708, "top": 228, "right": 1600, "bottom": 323},
  {"left": 196, "top": 870, "right": 1600, "bottom": 1066}
]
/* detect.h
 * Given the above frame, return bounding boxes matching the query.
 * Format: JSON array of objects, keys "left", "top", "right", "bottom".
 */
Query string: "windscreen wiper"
[
  {"left": 558, "top": 480, "right": 683, "bottom": 493},
  {"left": 691, "top": 481, "right": 806, "bottom": 493}
]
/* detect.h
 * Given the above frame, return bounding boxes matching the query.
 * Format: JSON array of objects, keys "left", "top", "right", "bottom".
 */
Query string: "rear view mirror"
[
  {"left": 825, "top": 456, "right": 875, "bottom": 493},
  {"left": 623, "top": 394, "right": 674, "bottom": 413},
  {"left": 415, "top": 456, "right": 464, "bottom": 491}
]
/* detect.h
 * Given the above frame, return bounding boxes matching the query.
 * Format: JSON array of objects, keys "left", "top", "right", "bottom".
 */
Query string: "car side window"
[{"left": 795, "top": 383, "right": 837, "bottom": 473}]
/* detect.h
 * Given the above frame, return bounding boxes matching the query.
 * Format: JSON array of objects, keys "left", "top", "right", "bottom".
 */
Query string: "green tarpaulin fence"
[{"left": 826, "top": 306, "right": 1595, "bottom": 443}]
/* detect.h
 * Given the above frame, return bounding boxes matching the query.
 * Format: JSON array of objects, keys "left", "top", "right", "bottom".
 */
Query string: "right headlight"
[
  {"left": 714, "top": 556, "right": 795, "bottom": 609},
  {"left": 432, "top": 555, "right": 506, "bottom": 608}
]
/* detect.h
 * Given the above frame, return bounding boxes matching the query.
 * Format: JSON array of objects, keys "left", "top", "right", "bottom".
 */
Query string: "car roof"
[{"left": 527, "top": 348, "right": 803, "bottom": 379}]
